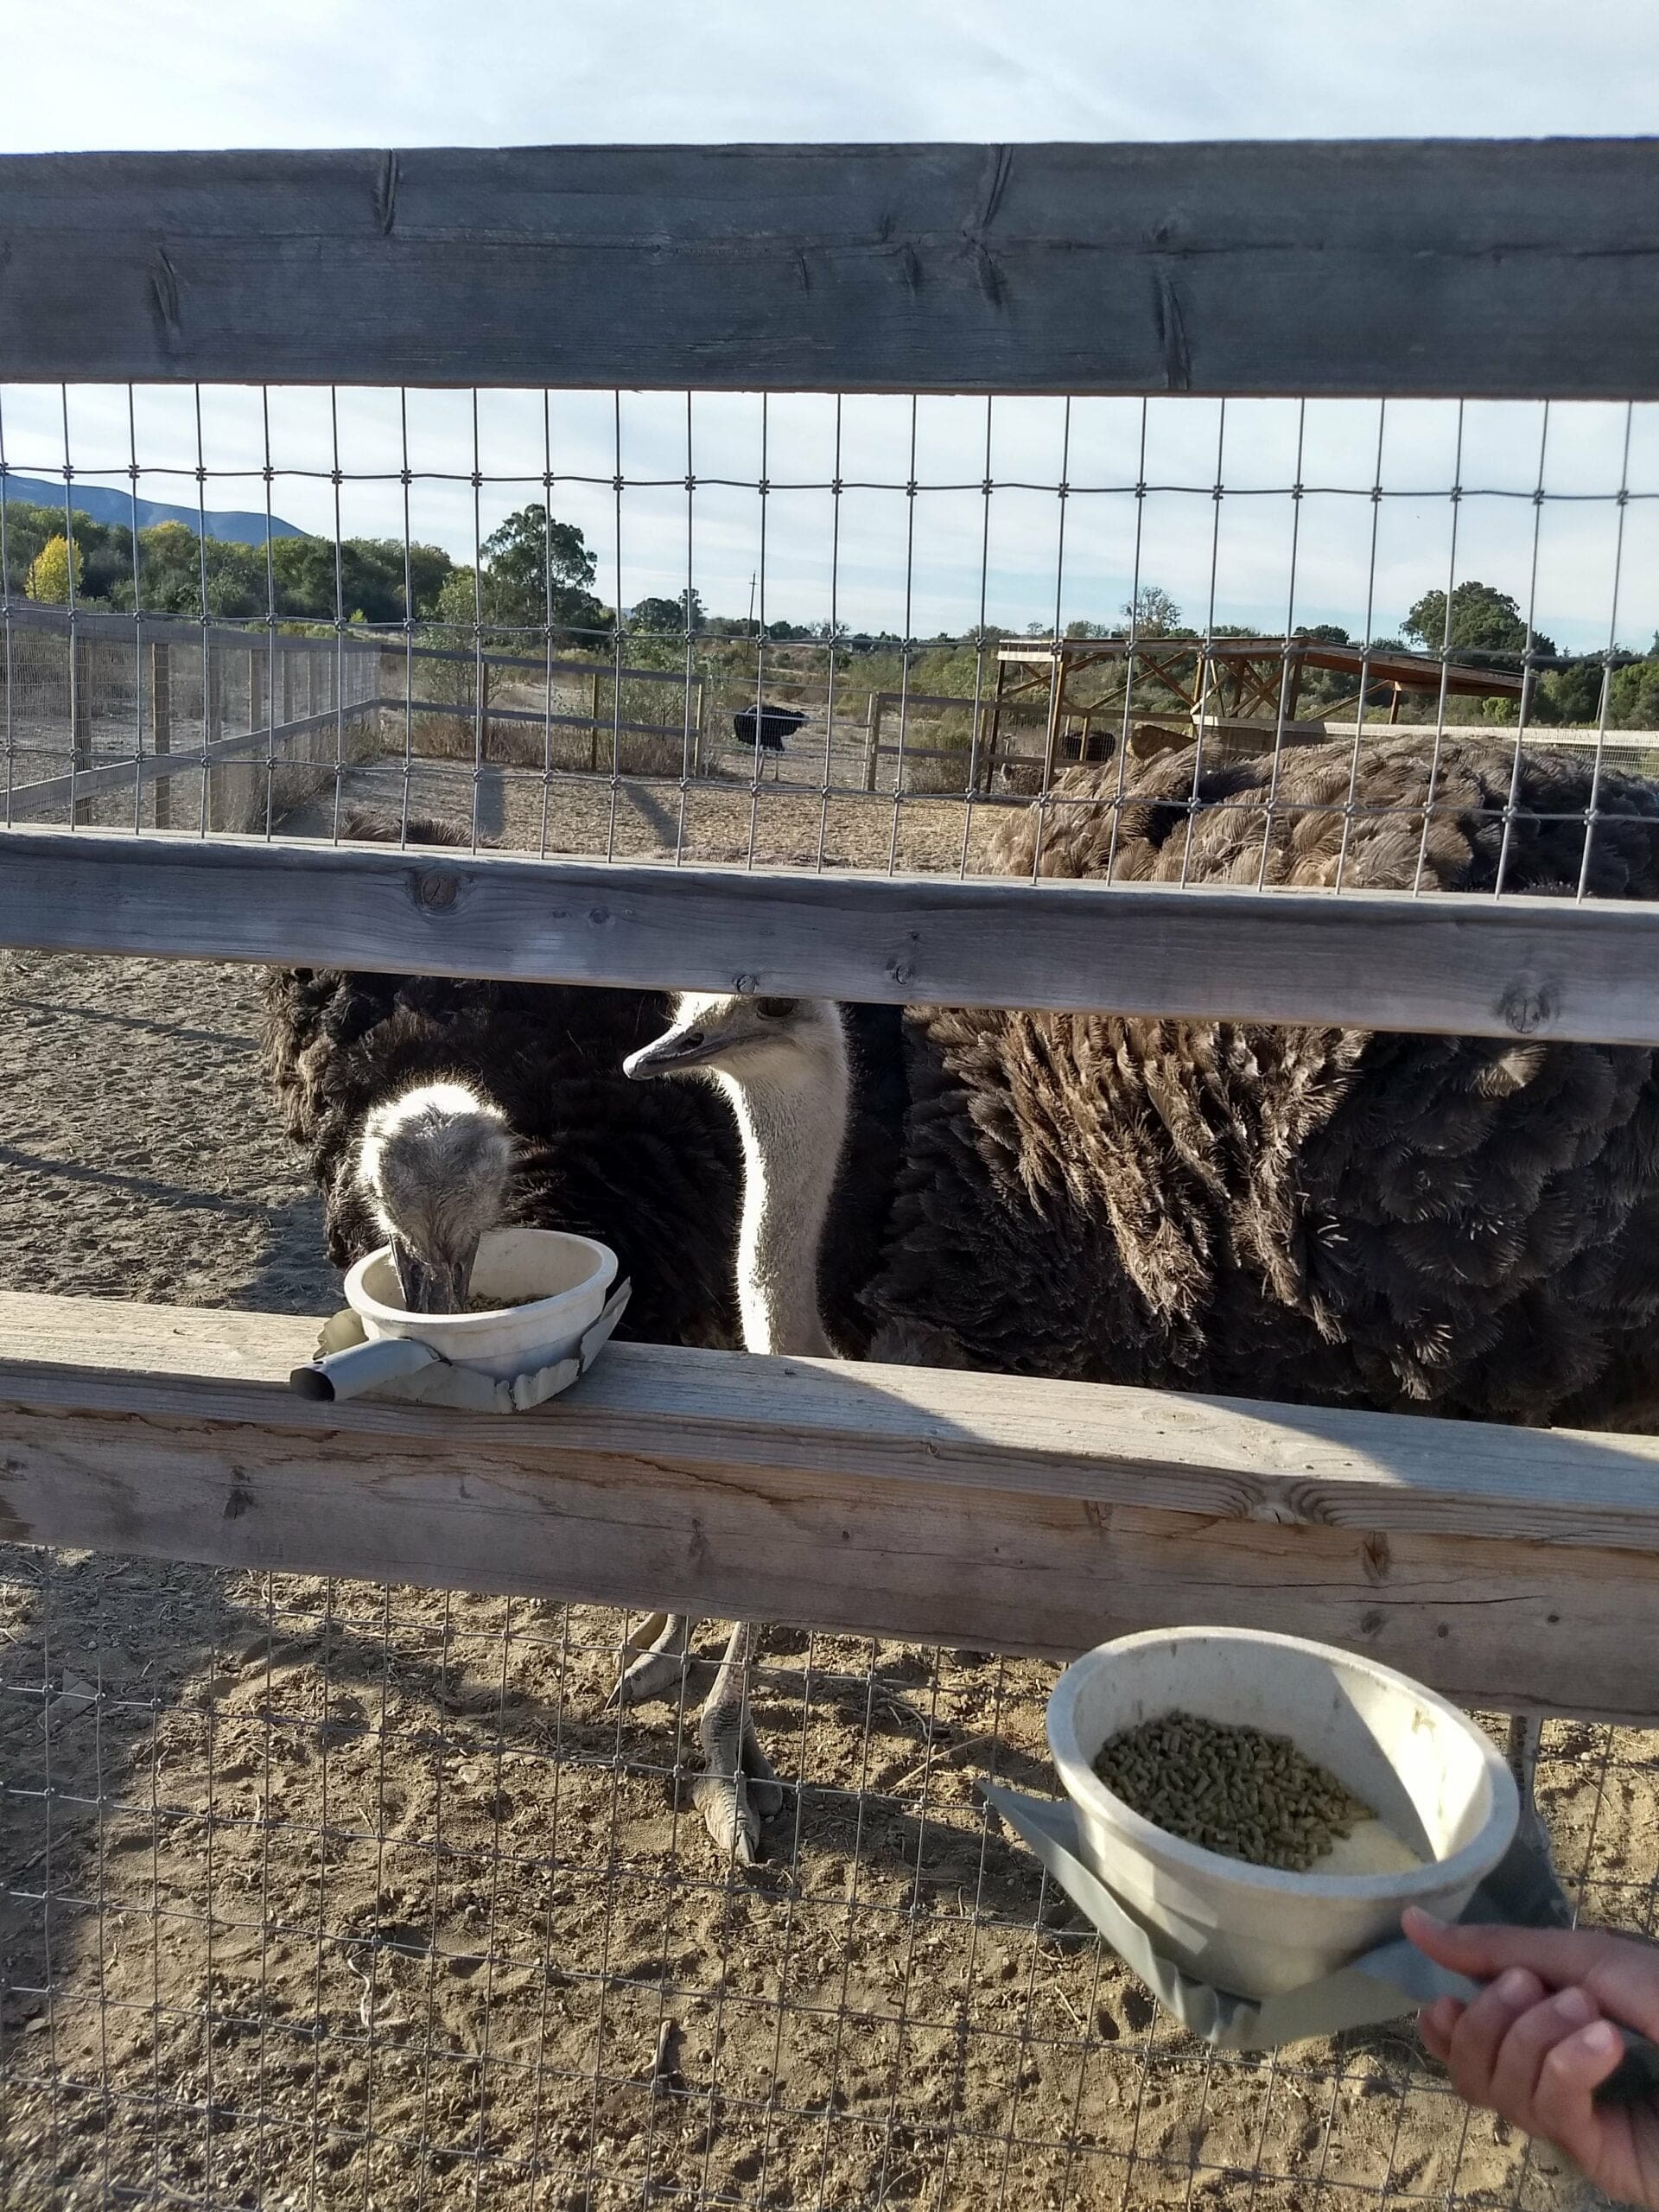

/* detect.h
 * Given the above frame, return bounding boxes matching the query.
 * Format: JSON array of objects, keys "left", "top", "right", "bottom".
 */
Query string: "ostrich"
[
  {"left": 622, "top": 735, "right": 1659, "bottom": 1836},
  {"left": 259, "top": 810, "right": 906, "bottom": 1862},
  {"left": 621, "top": 992, "right": 852, "bottom": 1859},
  {"left": 269, "top": 736, "right": 1659, "bottom": 1847},
  {"left": 734, "top": 702, "right": 808, "bottom": 779},
  {"left": 353, "top": 1080, "right": 514, "bottom": 1313}
]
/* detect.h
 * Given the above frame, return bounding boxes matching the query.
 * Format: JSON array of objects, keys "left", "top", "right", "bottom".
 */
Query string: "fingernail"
[
  {"left": 1494, "top": 1968, "right": 1532, "bottom": 2001},
  {"left": 1554, "top": 1987, "right": 1593, "bottom": 2025},
  {"left": 1583, "top": 2021, "right": 1621, "bottom": 2056}
]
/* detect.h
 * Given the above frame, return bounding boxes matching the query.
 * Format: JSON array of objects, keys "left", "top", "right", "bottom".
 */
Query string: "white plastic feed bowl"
[
  {"left": 1046, "top": 1627, "right": 1518, "bottom": 1999},
  {"left": 344, "top": 1227, "right": 618, "bottom": 1380}
]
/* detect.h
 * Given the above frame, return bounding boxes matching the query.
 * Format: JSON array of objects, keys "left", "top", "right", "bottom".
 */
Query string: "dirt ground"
[{"left": 0, "top": 947, "right": 1649, "bottom": 2212}]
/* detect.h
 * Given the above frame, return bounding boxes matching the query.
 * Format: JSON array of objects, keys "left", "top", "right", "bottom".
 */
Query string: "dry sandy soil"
[{"left": 0, "top": 946, "right": 1651, "bottom": 2212}]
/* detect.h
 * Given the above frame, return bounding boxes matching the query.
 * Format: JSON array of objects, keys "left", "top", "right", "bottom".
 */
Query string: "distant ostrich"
[
  {"left": 622, "top": 992, "right": 852, "bottom": 1859},
  {"left": 734, "top": 702, "right": 808, "bottom": 779}
]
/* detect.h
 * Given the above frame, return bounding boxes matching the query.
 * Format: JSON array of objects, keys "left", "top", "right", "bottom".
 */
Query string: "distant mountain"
[{"left": 1, "top": 473, "right": 306, "bottom": 546}]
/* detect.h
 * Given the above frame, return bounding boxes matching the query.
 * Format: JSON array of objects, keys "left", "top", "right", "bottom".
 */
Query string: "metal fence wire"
[
  {"left": 1, "top": 1548, "right": 1653, "bottom": 2212},
  {"left": 4, "top": 386, "right": 1659, "bottom": 888}
]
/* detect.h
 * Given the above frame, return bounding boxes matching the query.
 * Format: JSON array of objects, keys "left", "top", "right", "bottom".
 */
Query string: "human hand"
[{"left": 1404, "top": 1908, "right": 1659, "bottom": 2209}]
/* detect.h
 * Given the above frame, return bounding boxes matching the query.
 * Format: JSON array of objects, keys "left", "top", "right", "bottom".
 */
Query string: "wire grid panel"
[
  {"left": 3, "top": 386, "right": 1659, "bottom": 896},
  {"left": 0, "top": 1547, "right": 1648, "bottom": 2212}
]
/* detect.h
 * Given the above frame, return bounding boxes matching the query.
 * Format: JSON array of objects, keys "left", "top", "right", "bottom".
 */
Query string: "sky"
[{"left": 3, "top": 3, "right": 1656, "bottom": 650}]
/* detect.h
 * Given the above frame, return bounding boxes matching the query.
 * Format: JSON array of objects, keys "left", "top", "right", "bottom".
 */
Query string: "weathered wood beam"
[
  {"left": 3, "top": 1292, "right": 1658, "bottom": 1723},
  {"left": 3, "top": 141, "right": 1658, "bottom": 396},
  {"left": 3, "top": 824, "right": 1659, "bottom": 1043}
]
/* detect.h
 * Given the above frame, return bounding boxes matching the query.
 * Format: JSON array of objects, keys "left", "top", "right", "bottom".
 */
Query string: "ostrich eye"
[{"left": 756, "top": 997, "right": 798, "bottom": 1020}]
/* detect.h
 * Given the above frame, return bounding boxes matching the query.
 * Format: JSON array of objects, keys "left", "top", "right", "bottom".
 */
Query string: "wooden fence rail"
[
  {"left": 3, "top": 1291, "right": 1657, "bottom": 1725},
  {"left": 3, "top": 826, "right": 1659, "bottom": 1044},
  {"left": 3, "top": 142, "right": 1659, "bottom": 397}
]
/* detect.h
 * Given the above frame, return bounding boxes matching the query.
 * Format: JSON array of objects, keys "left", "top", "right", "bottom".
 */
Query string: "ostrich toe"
[
  {"left": 609, "top": 1613, "right": 698, "bottom": 1708},
  {"left": 692, "top": 1713, "right": 783, "bottom": 1862}
]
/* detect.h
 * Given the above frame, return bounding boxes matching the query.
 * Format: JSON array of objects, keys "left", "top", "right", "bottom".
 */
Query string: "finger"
[
  {"left": 1532, "top": 2018, "right": 1627, "bottom": 2151},
  {"left": 1417, "top": 1997, "right": 1462, "bottom": 2064},
  {"left": 1403, "top": 1912, "right": 1659, "bottom": 2031},
  {"left": 1488, "top": 1986, "right": 1599, "bottom": 2126},
  {"left": 1441, "top": 1967, "right": 1547, "bottom": 2105}
]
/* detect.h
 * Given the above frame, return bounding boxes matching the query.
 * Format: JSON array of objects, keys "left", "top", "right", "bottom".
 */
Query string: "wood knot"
[
  {"left": 414, "top": 870, "right": 459, "bottom": 912},
  {"left": 1498, "top": 983, "right": 1554, "bottom": 1036}
]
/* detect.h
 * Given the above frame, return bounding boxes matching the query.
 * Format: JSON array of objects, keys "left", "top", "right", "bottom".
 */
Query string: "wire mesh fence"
[
  {"left": 1, "top": 1543, "right": 1650, "bottom": 2212},
  {"left": 4, "top": 338, "right": 1659, "bottom": 2212},
  {"left": 4, "top": 386, "right": 1659, "bottom": 889}
]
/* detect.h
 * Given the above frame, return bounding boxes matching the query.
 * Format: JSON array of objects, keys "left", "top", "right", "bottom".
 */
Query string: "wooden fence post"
[
  {"left": 71, "top": 632, "right": 93, "bottom": 824},
  {"left": 150, "top": 640, "right": 171, "bottom": 830},
  {"left": 203, "top": 636, "right": 224, "bottom": 828},
  {"left": 863, "top": 693, "right": 880, "bottom": 791}
]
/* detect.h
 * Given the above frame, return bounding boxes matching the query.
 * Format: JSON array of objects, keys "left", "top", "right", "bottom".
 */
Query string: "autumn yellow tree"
[{"left": 25, "top": 533, "right": 83, "bottom": 604}]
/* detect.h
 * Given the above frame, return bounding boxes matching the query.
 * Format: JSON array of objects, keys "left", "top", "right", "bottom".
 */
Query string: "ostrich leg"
[
  {"left": 690, "top": 1620, "right": 785, "bottom": 1864},
  {"left": 611, "top": 1612, "right": 701, "bottom": 1707},
  {"left": 1505, "top": 1713, "right": 1573, "bottom": 1925},
  {"left": 1507, "top": 1713, "right": 1542, "bottom": 1821}
]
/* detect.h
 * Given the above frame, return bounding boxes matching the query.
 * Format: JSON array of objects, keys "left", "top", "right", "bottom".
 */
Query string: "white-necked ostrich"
[
  {"left": 258, "top": 811, "right": 905, "bottom": 1863},
  {"left": 621, "top": 992, "right": 853, "bottom": 1859},
  {"left": 621, "top": 736, "right": 1659, "bottom": 1833}
]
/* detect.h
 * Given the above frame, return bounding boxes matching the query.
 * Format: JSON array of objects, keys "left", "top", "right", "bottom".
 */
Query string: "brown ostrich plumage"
[{"left": 861, "top": 737, "right": 1659, "bottom": 1427}]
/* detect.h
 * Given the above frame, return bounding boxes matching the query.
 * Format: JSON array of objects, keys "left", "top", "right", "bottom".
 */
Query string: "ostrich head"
[
  {"left": 623, "top": 993, "right": 842, "bottom": 1087},
  {"left": 354, "top": 1080, "right": 514, "bottom": 1313}
]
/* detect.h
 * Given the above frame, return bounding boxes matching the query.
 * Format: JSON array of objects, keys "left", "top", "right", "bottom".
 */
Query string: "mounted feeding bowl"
[
  {"left": 1046, "top": 1628, "right": 1518, "bottom": 2000},
  {"left": 345, "top": 1227, "right": 618, "bottom": 1379},
  {"left": 289, "top": 1229, "right": 624, "bottom": 1407}
]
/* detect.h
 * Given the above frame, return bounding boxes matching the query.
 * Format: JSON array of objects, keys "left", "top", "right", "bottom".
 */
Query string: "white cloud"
[
  {"left": 4, "top": 0, "right": 1656, "bottom": 149},
  {"left": 5, "top": 3, "right": 1654, "bottom": 646}
]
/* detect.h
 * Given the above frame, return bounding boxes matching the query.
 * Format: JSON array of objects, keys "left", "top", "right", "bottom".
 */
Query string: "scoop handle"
[
  {"left": 1595, "top": 2028, "right": 1659, "bottom": 2107},
  {"left": 289, "top": 1337, "right": 439, "bottom": 1402}
]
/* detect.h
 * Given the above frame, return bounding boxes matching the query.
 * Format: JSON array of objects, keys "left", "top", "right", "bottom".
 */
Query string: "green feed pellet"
[{"left": 1092, "top": 1711, "right": 1376, "bottom": 1872}]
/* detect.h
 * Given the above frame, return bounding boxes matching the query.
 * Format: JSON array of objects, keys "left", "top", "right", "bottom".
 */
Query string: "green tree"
[
  {"left": 477, "top": 505, "right": 609, "bottom": 641},
  {"left": 1536, "top": 660, "right": 1607, "bottom": 726},
  {"left": 1611, "top": 653, "right": 1659, "bottom": 729},
  {"left": 1402, "top": 582, "right": 1557, "bottom": 664},
  {"left": 1123, "top": 586, "right": 1184, "bottom": 636},
  {"left": 24, "top": 533, "right": 83, "bottom": 603},
  {"left": 628, "top": 588, "right": 706, "bottom": 636}
]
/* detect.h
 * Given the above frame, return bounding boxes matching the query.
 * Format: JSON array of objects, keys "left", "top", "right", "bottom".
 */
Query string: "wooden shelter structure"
[{"left": 986, "top": 634, "right": 1529, "bottom": 790}]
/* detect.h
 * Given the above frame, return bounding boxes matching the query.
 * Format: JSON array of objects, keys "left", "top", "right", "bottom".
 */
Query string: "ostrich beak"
[
  {"left": 624, "top": 1027, "right": 715, "bottom": 1079},
  {"left": 389, "top": 1233, "right": 479, "bottom": 1315}
]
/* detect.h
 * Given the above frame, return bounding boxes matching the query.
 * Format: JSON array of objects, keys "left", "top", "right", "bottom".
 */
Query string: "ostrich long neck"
[{"left": 715, "top": 1050, "right": 849, "bottom": 1357}]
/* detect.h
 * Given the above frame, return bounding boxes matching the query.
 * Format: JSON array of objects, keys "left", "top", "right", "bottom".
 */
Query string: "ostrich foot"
[
  {"left": 609, "top": 1613, "right": 698, "bottom": 1708},
  {"left": 1507, "top": 1712, "right": 1543, "bottom": 1822},
  {"left": 692, "top": 1716, "right": 785, "bottom": 1864},
  {"left": 691, "top": 1622, "right": 785, "bottom": 1864}
]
